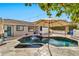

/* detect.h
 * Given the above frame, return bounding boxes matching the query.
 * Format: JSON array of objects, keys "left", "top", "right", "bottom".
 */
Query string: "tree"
[
  {"left": 25, "top": 3, "right": 53, "bottom": 56},
  {"left": 53, "top": 3, "right": 79, "bottom": 23},
  {"left": 25, "top": 3, "right": 79, "bottom": 55},
  {"left": 54, "top": 3, "right": 79, "bottom": 28},
  {"left": 25, "top": 3, "right": 79, "bottom": 23}
]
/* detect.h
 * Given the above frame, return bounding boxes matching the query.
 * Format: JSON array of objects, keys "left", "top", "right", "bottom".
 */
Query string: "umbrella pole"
[
  {"left": 48, "top": 18, "right": 50, "bottom": 38},
  {"left": 48, "top": 17, "right": 52, "bottom": 56}
]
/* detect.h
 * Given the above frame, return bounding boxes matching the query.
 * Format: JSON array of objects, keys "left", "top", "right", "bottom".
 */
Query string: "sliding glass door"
[{"left": 4, "top": 25, "right": 14, "bottom": 37}]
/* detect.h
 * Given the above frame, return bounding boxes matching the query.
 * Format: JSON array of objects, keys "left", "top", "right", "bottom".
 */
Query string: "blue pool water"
[{"left": 18, "top": 35, "right": 78, "bottom": 47}]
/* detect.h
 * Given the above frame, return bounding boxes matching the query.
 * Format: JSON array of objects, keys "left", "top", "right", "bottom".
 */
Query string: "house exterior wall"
[
  {"left": 0, "top": 23, "right": 4, "bottom": 35},
  {"left": 13, "top": 26, "right": 28, "bottom": 36},
  {"left": 0, "top": 24, "right": 2, "bottom": 34},
  {"left": 2, "top": 20, "right": 35, "bottom": 37},
  {"left": 3, "top": 24, "right": 34, "bottom": 37}
]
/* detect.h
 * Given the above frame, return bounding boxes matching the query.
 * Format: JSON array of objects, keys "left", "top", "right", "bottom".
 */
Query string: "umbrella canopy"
[{"left": 35, "top": 19, "right": 70, "bottom": 27}]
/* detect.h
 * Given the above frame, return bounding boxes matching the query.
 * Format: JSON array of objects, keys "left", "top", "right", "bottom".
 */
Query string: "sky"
[{"left": 0, "top": 3, "right": 71, "bottom": 22}]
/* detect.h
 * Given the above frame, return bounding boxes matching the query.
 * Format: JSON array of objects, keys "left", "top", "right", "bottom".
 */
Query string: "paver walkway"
[{"left": 0, "top": 35, "right": 79, "bottom": 56}]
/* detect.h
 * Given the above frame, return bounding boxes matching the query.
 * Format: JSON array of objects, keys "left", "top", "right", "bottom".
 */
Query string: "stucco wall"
[
  {"left": 1, "top": 19, "right": 36, "bottom": 37},
  {"left": 13, "top": 26, "right": 28, "bottom": 37},
  {"left": 0, "top": 24, "right": 4, "bottom": 35},
  {"left": 13, "top": 26, "right": 34, "bottom": 37}
]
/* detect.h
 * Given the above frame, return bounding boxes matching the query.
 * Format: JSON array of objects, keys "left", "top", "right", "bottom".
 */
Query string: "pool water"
[
  {"left": 43, "top": 37, "right": 78, "bottom": 47},
  {"left": 18, "top": 36, "right": 78, "bottom": 47},
  {"left": 18, "top": 35, "right": 42, "bottom": 44}
]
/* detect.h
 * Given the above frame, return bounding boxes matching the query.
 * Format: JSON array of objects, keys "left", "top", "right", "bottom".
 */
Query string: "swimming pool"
[{"left": 18, "top": 35, "right": 78, "bottom": 47}]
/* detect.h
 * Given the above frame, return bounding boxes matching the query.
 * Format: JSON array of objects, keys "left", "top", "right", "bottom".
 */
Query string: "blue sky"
[{"left": 0, "top": 3, "right": 71, "bottom": 22}]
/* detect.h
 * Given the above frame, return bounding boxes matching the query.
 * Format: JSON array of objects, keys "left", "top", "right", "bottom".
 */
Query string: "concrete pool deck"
[{"left": 0, "top": 34, "right": 79, "bottom": 56}]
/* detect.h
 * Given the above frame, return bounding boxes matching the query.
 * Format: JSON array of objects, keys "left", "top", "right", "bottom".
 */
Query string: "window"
[
  {"left": 16, "top": 25, "right": 24, "bottom": 31},
  {"left": 28, "top": 26, "right": 34, "bottom": 32}
]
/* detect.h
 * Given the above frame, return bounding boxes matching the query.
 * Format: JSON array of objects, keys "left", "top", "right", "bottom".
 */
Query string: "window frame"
[
  {"left": 28, "top": 26, "right": 34, "bottom": 32},
  {"left": 16, "top": 25, "right": 24, "bottom": 31}
]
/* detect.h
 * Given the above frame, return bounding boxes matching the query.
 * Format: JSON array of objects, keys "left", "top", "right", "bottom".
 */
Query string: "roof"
[
  {"left": 0, "top": 18, "right": 71, "bottom": 27},
  {"left": 0, "top": 19, "right": 35, "bottom": 26}
]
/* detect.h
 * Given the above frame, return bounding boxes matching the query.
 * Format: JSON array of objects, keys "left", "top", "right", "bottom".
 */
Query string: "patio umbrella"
[{"left": 35, "top": 19, "right": 69, "bottom": 27}]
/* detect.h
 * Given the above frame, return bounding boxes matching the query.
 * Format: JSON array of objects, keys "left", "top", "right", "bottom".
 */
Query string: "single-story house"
[
  {"left": 0, "top": 18, "right": 73, "bottom": 38},
  {"left": 0, "top": 19, "right": 38, "bottom": 39}
]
